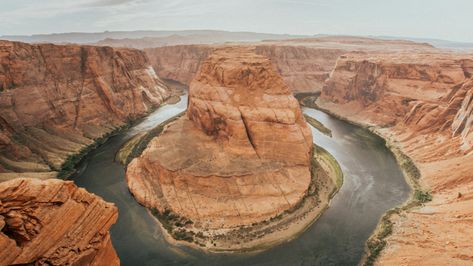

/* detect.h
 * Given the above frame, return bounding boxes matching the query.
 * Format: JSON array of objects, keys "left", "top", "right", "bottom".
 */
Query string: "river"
[{"left": 71, "top": 94, "right": 410, "bottom": 266}]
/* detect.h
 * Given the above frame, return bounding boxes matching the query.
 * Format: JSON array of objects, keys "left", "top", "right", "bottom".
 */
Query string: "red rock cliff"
[
  {"left": 0, "top": 40, "right": 171, "bottom": 176},
  {"left": 144, "top": 37, "right": 434, "bottom": 93},
  {"left": 0, "top": 178, "right": 119, "bottom": 265},
  {"left": 145, "top": 44, "right": 345, "bottom": 93},
  {"left": 318, "top": 51, "right": 473, "bottom": 265}
]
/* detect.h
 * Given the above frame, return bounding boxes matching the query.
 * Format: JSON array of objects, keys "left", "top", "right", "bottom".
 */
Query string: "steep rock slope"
[
  {"left": 317, "top": 52, "right": 473, "bottom": 265},
  {"left": 145, "top": 44, "right": 345, "bottom": 92},
  {"left": 0, "top": 40, "right": 170, "bottom": 178},
  {"left": 254, "top": 45, "right": 345, "bottom": 92},
  {"left": 144, "top": 45, "right": 215, "bottom": 85},
  {"left": 0, "top": 178, "right": 119, "bottom": 265},
  {"left": 127, "top": 47, "right": 313, "bottom": 231},
  {"left": 144, "top": 37, "right": 435, "bottom": 93}
]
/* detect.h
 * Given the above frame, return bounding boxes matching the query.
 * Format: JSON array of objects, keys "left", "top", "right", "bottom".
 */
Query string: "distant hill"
[
  {"left": 2, "top": 30, "right": 472, "bottom": 51},
  {"left": 374, "top": 35, "right": 473, "bottom": 51},
  {"left": 0, "top": 30, "right": 309, "bottom": 45}
]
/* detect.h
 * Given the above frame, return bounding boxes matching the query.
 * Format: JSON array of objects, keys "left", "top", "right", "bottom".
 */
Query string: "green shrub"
[{"left": 414, "top": 190, "right": 432, "bottom": 203}]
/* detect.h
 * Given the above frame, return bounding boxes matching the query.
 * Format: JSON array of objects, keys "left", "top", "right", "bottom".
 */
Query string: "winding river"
[{"left": 71, "top": 94, "right": 410, "bottom": 266}]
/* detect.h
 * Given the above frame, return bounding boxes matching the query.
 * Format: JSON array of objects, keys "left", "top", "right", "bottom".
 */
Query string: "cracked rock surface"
[{"left": 0, "top": 178, "right": 119, "bottom": 266}]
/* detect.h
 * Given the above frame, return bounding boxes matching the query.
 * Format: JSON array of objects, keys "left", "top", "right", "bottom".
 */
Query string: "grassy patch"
[
  {"left": 115, "top": 132, "right": 146, "bottom": 165},
  {"left": 414, "top": 189, "right": 432, "bottom": 203},
  {"left": 58, "top": 122, "right": 131, "bottom": 178},
  {"left": 304, "top": 114, "right": 332, "bottom": 137},
  {"left": 314, "top": 145, "right": 343, "bottom": 189},
  {"left": 363, "top": 143, "right": 431, "bottom": 265},
  {"left": 151, "top": 208, "right": 195, "bottom": 243}
]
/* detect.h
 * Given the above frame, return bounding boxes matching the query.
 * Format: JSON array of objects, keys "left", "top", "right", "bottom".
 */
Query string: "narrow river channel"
[{"left": 71, "top": 94, "right": 410, "bottom": 266}]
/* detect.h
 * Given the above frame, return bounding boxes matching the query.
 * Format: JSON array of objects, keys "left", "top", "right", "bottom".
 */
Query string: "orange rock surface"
[
  {"left": 0, "top": 40, "right": 170, "bottom": 177},
  {"left": 317, "top": 51, "right": 473, "bottom": 265},
  {"left": 127, "top": 47, "right": 313, "bottom": 229},
  {"left": 0, "top": 178, "right": 119, "bottom": 265},
  {"left": 144, "top": 36, "right": 435, "bottom": 93}
]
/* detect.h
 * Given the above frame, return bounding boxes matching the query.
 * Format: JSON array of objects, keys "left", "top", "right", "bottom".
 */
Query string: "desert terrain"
[{"left": 0, "top": 31, "right": 472, "bottom": 265}]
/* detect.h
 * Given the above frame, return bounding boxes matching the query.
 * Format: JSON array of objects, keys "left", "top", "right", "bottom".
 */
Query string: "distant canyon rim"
[{"left": 0, "top": 33, "right": 472, "bottom": 265}]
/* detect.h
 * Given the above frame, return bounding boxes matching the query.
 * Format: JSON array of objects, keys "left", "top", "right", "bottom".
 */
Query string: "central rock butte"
[{"left": 126, "top": 47, "right": 314, "bottom": 244}]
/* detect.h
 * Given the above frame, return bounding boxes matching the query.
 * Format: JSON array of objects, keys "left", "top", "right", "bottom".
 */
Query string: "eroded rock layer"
[
  {"left": 145, "top": 44, "right": 344, "bottom": 93},
  {"left": 0, "top": 178, "right": 119, "bottom": 265},
  {"left": 144, "top": 36, "right": 435, "bottom": 93},
  {"left": 317, "top": 51, "right": 473, "bottom": 265},
  {"left": 0, "top": 40, "right": 170, "bottom": 177},
  {"left": 127, "top": 47, "right": 313, "bottom": 229}
]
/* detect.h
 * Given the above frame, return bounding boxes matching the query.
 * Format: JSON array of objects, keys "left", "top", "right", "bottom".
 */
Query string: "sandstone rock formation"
[
  {"left": 145, "top": 44, "right": 345, "bottom": 93},
  {"left": 320, "top": 52, "right": 473, "bottom": 152},
  {"left": 145, "top": 45, "right": 215, "bottom": 85},
  {"left": 317, "top": 51, "right": 473, "bottom": 265},
  {"left": 127, "top": 47, "right": 313, "bottom": 232},
  {"left": 0, "top": 40, "right": 170, "bottom": 179},
  {"left": 144, "top": 36, "right": 435, "bottom": 93},
  {"left": 0, "top": 178, "right": 119, "bottom": 265}
]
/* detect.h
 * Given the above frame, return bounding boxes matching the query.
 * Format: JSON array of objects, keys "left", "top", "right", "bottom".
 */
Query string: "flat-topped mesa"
[
  {"left": 126, "top": 47, "right": 314, "bottom": 234},
  {"left": 0, "top": 178, "right": 119, "bottom": 265},
  {"left": 187, "top": 47, "right": 313, "bottom": 165}
]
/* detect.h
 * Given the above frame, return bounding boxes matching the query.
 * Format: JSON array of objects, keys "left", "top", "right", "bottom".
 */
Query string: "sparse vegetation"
[
  {"left": 115, "top": 132, "right": 146, "bottom": 165},
  {"left": 414, "top": 189, "right": 432, "bottom": 203},
  {"left": 314, "top": 145, "right": 343, "bottom": 189},
  {"left": 363, "top": 140, "right": 431, "bottom": 265},
  {"left": 58, "top": 122, "right": 131, "bottom": 178},
  {"left": 304, "top": 114, "right": 333, "bottom": 137},
  {"left": 150, "top": 208, "right": 195, "bottom": 243}
]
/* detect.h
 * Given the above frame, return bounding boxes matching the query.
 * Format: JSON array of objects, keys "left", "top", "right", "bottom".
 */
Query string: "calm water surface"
[{"left": 72, "top": 95, "right": 410, "bottom": 266}]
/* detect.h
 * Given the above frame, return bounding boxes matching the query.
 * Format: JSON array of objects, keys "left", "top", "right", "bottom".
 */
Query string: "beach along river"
[{"left": 71, "top": 94, "right": 410, "bottom": 265}]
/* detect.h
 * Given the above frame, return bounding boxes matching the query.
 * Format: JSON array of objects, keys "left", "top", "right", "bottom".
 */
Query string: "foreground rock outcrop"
[
  {"left": 0, "top": 178, "right": 119, "bottom": 265},
  {"left": 317, "top": 51, "right": 473, "bottom": 265},
  {"left": 0, "top": 40, "right": 170, "bottom": 179},
  {"left": 127, "top": 47, "right": 315, "bottom": 249}
]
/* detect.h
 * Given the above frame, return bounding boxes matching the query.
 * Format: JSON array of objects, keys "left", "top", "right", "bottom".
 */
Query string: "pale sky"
[{"left": 1, "top": 0, "right": 472, "bottom": 42}]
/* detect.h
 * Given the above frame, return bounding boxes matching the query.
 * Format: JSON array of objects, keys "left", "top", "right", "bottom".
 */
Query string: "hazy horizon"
[{"left": 1, "top": 0, "right": 473, "bottom": 43}]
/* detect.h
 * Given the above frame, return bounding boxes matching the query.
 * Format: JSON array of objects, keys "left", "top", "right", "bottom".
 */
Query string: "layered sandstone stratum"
[
  {"left": 0, "top": 40, "right": 170, "bottom": 180},
  {"left": 144, "top": 36, "right": 435, "bottom": 93},
  {"left": 0, "top": 178, "right": 119, "bottom": 265},
  {"left": 126, "top": 47, "right": 320, "bottom": 249},
  {"left": 316, "top": 52, "right": 473, "bottom": 265}
]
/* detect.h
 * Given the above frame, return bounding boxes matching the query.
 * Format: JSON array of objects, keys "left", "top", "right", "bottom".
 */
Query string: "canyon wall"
[
  {"left": 318, "top": 52, "right": 473, "bottom": 265},
  {"left": 144, "top": 37, "right": 435, "bottom": 94},
  {"left": 0, "top": 178, "right": 119, "bottom": 265},
  {"left": 0, "top": 40, "right": 171, "bottom": 177},
  {"left": 144, "top": 45, "right": 215, "bottom": 85},
  {"left": 145, "top": 44, "right": 345, "bottom": 93}
]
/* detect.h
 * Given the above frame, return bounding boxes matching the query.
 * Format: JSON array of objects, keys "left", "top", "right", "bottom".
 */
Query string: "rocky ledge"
[
  {"left": 0, "top": 40, "right": 171, "bottom": 180},
  {"left": 126, "top": 47, "right": 335, "bottom": 250},
  {"left": 0, "top": 178, "right": 119, "bottom": 265},
  {"left": 316, "top": 51, "right": 473, "bottom": 265}
]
